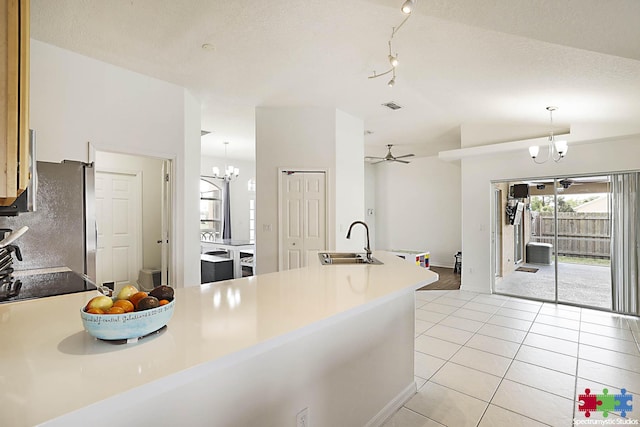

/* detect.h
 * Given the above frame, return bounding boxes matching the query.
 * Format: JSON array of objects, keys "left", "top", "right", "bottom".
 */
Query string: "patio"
[{"left": 495, "top": 261, "right": 612, "bottom": 309}]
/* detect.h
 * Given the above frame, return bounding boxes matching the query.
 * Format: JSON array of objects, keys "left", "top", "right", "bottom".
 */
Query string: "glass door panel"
[
  {"left": 494, "top": 180, "right": 554, "bottom": 302},
  {"left": 556, "top": 176, "right": 612, "bottom": 310},
  {"left": 525, "top": 180, "right": 556, "bottom": 302}
]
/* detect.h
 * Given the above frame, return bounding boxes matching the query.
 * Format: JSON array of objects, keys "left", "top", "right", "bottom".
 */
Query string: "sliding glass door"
[{"left": 494, "top": 175, "right": 613, "bottom": 311}]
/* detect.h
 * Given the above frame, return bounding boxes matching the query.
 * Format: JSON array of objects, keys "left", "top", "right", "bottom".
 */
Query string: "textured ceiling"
[{"left": 31, "top": 0, "right": 640, "bottom": 160}]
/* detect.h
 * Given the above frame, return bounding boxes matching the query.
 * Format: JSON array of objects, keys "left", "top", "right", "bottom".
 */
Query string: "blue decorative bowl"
[{"left": 80, "top": 299, "right": 175, "bottom": 340}]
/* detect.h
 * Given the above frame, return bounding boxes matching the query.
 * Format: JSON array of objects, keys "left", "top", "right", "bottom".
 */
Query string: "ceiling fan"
[{"left": 368, "top": 144, "right": 415, "bottom": 164}]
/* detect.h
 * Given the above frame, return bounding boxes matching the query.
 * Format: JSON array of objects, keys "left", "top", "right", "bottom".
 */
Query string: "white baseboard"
[
  {"left": 460, "top": 284, "right": 491, "bottom": 294},
  {"left": 366, "top": 381, "right": 417, "bottom": 427},
  {"left": 429, "top": 263, "right": 454, "bottom": 269}
]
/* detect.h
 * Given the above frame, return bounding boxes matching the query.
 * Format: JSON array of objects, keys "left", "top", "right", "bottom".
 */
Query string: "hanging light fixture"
[
  {"left": 388, "top": 53, "right": 399, "bottom": 68},
  {"left": 212, "top": 141, "right": 240, "bottom": 181},
  {"left": 369, "top": 1, "right": 413, "bottom": 87},
  {"left": 528, "top": 106, "right": 569, "bottom": 164},
  {"left": 388, "top": 41, "right": 399, "bottom": 67},
  {"left": 388, "top": 68, "right": 396, "bottom": 87},
  {"left": 401, "top": 0, "right": 416, "bottom": 14}
]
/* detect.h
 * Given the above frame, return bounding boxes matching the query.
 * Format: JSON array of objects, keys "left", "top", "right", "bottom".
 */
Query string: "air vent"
[
  {"left": 382, "top": 102, "right": 402, "bottom": 110},
  {"left": 201, "top": 130, "right": 211, "bottom": 136}
]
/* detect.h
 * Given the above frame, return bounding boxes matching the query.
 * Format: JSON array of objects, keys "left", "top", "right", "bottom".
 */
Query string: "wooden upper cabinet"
[{"left": 0, "top": 0, "right": 29, "bottom": 206}]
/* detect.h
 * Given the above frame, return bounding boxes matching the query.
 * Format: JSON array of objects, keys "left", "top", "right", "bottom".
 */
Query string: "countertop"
[{"left": 0, "top": 251, "right": 437, "bottom": 426}]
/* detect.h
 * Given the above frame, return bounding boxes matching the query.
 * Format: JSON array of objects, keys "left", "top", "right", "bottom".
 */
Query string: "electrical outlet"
[{"left": 296, "top": 407, "right": 309, "bottom": 427}]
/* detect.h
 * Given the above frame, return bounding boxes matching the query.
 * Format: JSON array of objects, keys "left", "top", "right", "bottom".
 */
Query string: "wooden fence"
[{"left": 530, "top": 212, "right": 610, "bottom": 259}]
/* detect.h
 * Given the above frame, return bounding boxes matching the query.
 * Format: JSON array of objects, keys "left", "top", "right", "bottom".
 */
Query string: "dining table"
[{"left": 200, "top": 238, "right": 254, "bottom": 278}]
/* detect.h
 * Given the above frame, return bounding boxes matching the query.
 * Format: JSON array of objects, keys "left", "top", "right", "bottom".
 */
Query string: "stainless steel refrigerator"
[{"left": 0, "top": 160, "right": 96, "bottom": 279}]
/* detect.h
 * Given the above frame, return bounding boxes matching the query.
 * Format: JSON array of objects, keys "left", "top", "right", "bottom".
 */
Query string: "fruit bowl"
[{"left": 80, "top": 299, "right": 175, "bottom": 341}]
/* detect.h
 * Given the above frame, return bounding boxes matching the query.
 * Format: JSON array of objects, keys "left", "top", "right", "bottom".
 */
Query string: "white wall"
[
  {"left": 30, "top": 39, "right": 201, "bottom": 287},
  {"left": 180, "top": 91, "right": 203, "bottom": 286},
  {"left": 95, "top": 151, "right": 164, "bottom": 270},
  {"left": 335, "top": 110, "right": 365, "bottom": 252},
  {"left": 255, "top": 107, "right": 337, "bottom": 274},
  {"left": 373, "top": 156, "right": 462, "bottom": 267},
  {"left": 364, "top": 163, "right": 377, "bottom": 249},
  {"left": 200, "top": 156, "right": 256, "bottom": 241},
  {"left": 255, "top": 107, "right": 366, "bottom": 273},
  {"left": 459, "top": 134, "right": 640, "bottom": 293}
]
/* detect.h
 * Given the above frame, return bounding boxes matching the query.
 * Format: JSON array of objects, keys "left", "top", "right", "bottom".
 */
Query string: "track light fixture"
[
  {"left": 368, "top": 1, "right": 414, "bottom": 87},
  {"left": 401, "top": 0, "right": 416, "bottom": 14},
  {"left": 529, "top": 106, "right": 569, "bottom": 164},
  {"left": 388, "top": 53, "right": 399, "bottom": 68},
  {"left": 388, "top": 69, "right": 396, "bottom": 87}
]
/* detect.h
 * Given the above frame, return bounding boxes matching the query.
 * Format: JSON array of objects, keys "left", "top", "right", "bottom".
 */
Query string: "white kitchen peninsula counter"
[{"left": 0, "top": 251, "right": 437, "bottom": 427}]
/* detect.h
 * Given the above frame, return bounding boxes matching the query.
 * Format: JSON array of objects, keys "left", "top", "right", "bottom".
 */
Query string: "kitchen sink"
[{"left": 318, "top": 252, "right": 383, "bottom": 265}]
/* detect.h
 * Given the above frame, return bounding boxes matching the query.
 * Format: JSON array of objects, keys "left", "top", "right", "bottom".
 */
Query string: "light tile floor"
[{"left": 382, "top": 289, "right": 640, "bottom": 427}]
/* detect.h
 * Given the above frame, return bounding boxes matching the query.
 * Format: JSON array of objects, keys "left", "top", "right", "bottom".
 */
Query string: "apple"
[
  {"left": 116, "top": 284, "right": 138, "bottom": 301},
  {"left": 85, "top": 295, "right": 113, "bottom": 312}
]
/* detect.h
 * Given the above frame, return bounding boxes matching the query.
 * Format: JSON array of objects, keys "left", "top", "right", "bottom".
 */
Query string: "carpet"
[{"left": 516, "top": 267, "right": 539, "bottom": 273}]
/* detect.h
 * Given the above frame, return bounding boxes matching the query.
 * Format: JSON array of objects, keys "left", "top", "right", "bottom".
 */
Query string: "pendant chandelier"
[
  {"left": 529, "top": 107, "right": 569, "bottom": 164},
  {"left": 212, "top": 141, "right": 239, "bottom": 181}
]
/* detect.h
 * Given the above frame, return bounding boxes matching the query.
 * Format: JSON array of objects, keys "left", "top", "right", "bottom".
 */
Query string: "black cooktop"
[{"left": 0, "top": 270, "right": 97, "bottom": 303}]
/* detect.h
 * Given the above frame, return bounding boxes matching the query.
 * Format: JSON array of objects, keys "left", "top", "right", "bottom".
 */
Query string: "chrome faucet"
[{"left": 346, "top": 221, "right": 372, "bottom": 261}]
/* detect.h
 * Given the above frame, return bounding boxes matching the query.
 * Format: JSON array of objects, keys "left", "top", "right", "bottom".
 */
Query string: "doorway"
[
  {"left": 278, "top": 169, "right": 327, "bottom": 270},
  {"left": 493, "top": 175, "right": 612, "bottom": 310},
  {"left": 93, "top": 150, "right": 171, "bottom": 290}
]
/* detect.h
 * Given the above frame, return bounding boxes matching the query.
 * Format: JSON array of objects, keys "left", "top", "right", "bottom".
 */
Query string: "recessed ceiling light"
[{"left": 201, "top": 43, "right": 215, "bottom": 51}]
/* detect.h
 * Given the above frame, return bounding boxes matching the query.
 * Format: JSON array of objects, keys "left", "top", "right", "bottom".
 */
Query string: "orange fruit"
[
  {"left": 158, "top": 299, "right": 169, "bottom": 306},
  {"left": 106, "top": 306, "right": 125, "bottom": 314},
  {"left": 86, "top": 308, "right": 104, "bottom": 314},
  {"left": 129, "top": 291, "right": 148, "bottom": 308},
  {"left": 113, "top": 299, "right": 135, "bottom": 313}
]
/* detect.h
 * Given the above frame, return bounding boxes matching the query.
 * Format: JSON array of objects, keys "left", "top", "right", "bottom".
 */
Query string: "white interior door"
[
  {"left": 280, "top": 171, "right": 326, "bottom": 270},
  {"left": 95, "top": 171, "right": 142, "bottom": 287}
]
